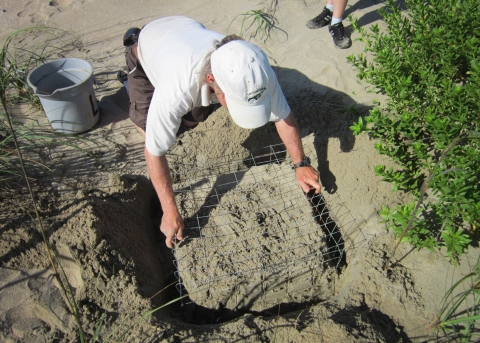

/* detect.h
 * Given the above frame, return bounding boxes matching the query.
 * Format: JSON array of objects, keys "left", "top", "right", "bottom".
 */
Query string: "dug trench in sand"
[{"left": 172, "top": 151, "right": 344, "bottom": 312}]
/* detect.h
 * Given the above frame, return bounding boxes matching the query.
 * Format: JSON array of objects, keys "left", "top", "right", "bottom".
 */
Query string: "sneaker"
[
  {"left": 117, "top": 70, "right": 128, "bottom": 84},
  {"left": 123, "top": 27, "right": 141, "bottom": 47},
  {"left": 306, "top": 7, "right": 332, "bottom": 29},
  {"left": 328, "top": 22, "right": 352, "bottom": 49}
]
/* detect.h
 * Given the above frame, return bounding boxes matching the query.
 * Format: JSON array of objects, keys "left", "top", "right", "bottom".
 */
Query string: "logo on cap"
[{"left": 247, "top": 87, "right": 266, "bottom": 102}]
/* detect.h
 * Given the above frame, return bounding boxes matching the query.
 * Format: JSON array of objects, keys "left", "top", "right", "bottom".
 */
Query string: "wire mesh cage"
[{"left": 170, "top": 143, "right": 357, "bottom": 311}]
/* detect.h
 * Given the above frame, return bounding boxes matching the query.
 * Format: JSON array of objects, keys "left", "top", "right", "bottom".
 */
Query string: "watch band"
[{"left": 293, "top": 156, "right": 311, "bottom": 169}]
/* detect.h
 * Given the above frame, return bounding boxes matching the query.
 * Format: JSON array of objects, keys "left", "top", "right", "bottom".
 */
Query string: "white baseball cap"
[{"left": 211, "top": 40, "right": 273, "bottom": 129}]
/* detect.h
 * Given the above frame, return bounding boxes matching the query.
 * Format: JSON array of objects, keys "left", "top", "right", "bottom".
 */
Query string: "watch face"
[{"left": 294, "top": 156, "right": 310, "bottom": 168}]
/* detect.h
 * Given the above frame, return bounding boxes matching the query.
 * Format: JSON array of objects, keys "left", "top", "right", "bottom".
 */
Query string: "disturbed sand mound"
[
  {"left": 174, "top": 160, "right": 341, "bottom": 311},
  {"left": 0, "top": 174, "right": 166, "bottom": 341}
]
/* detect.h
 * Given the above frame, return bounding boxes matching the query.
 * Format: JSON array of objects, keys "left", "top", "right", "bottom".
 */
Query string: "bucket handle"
[{"left": 89, "top": 95, "right": 99, "bottom": 117}]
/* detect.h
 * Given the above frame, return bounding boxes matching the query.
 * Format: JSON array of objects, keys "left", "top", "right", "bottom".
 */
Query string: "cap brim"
[{"left": 226, "top": 92, "right": 271, "bottom": 129}]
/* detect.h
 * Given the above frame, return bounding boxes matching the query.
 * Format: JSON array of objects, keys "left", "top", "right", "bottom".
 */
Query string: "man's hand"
[
  {"left": 160, "top": 210, "right": 184, "bottom": 249},
  {"left": 296, "top": 166, "right": 322, "bottom": 194}
]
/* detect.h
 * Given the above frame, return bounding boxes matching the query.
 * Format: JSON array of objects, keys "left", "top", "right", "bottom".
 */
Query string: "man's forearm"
[
  {"left": 275, "top": 111, "right": 305, "bottom": 164},
  {"left": 275, "top": 112, "right": 322, "bottom": 193},
  {"left": 144, "top": 148, "right": 178, "bottom": 214}
]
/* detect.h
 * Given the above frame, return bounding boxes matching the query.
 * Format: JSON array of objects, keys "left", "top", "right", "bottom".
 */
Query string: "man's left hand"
[{"left": 296, "top": 166, "right": 322, "bottom": 194}]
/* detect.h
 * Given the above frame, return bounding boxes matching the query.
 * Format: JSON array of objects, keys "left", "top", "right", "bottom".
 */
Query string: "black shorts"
[{"left": 124, "top": 45, "right": 220, "bottom": 131}]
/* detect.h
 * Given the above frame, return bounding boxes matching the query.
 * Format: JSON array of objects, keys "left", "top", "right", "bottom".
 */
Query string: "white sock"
[
  {"left": 331, "top": 17, "right": 342, "bottom": 26},
  {"left": 326, "top": 4, "right": 334, "bottom": 12}
]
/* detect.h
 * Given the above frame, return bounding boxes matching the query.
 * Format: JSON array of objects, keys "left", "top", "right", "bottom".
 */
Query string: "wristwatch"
[{"left": 293, "top": 156, "right": 311, "bottom": 169}]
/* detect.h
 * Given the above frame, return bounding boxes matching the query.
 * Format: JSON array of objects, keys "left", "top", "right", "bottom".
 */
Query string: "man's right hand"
[{"left": 160, "top": 210, "right": 184, "bottom": 249}]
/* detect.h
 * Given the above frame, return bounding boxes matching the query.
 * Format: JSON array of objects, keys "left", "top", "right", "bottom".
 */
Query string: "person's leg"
[
  {"left": 332, "top": 0, "right": 348, "bottom": 25},
  {"left": 181, "top": 118, "right": 199, "bottom": 129},
  {"left": 326, "top": 1, "right": 334, "bottom": 12},
  {"left": 328, "top": 0, "right": 351, "bottom": 49},
  {"left": 124, "top": 43, "right": 154, "bottom": 136}
]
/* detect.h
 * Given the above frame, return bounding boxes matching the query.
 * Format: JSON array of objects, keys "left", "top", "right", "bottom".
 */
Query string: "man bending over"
[{"left": 122, "top": 16, "right": 322, "bottom": 248}]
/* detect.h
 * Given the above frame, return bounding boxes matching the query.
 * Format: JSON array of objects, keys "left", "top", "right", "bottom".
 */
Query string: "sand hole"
[{"left": 168, "top": 145, "right": 348, "bottom": 321}]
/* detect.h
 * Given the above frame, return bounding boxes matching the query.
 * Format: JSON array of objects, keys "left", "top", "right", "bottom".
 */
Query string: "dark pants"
[{"left": 124, "top": 45, "right": 220, "bottom": 131}]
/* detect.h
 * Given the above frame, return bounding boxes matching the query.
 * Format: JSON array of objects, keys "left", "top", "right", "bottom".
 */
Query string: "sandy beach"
[{"left": 0, "top": 0, "right": 478, "bottom": 342}]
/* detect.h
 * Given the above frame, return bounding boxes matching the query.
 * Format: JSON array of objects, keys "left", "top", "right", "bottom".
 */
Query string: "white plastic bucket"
[{"left": 27, "top": 58, "right": 99, "bottom": 133}]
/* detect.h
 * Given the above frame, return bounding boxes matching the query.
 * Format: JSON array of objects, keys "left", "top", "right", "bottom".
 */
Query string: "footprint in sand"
[
  {"left": 48, "top": 0, "right": 71, "bottom": 7},
  {"left": 49, "top": 0, "right": 75, "bottom": 12},
  {"left": 17, "top": 0, "right": 74, "bottom": 23}
]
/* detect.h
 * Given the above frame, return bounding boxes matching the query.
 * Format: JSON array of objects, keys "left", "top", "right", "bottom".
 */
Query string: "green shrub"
[{"left": 347, "top": 0, "right": 480, "bottom": 261}]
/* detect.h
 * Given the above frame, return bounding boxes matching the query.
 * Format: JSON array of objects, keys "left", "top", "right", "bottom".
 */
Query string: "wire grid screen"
[{"left": 171, "top": 144, "right": 349, "bottom": 311}]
